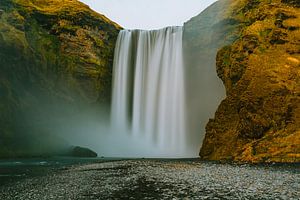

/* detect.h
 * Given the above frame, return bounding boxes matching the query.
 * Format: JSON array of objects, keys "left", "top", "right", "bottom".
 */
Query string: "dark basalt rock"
[
  {"left": 70, "top": 146, "right": 97, "bottom": 158},
  {"left": 241, "top": 0, "right": 261, "bottom": 13},
  {"left": 270, "top": 30, "right": 288, "bottom": 44},
  {"left": 282, "top": 0, "right": 300, "bottom": 7}
]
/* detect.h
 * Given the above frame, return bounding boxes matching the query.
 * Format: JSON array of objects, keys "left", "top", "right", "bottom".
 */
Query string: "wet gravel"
[{"left": 0, "top": 160, "right": 299, "bottom": 199}]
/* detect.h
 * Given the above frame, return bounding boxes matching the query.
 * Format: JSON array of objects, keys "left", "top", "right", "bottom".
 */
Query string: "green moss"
[
  {"left": 201, "top": 0, "right": 300, "bottom": 163},
  {"left": 0, "top": 0, "right": 121, "bottom": 158}
]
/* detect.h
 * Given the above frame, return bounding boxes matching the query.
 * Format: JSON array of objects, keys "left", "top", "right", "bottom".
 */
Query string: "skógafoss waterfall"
[{"left": 111, "top": 27, "right": 190, "bottom": 157}]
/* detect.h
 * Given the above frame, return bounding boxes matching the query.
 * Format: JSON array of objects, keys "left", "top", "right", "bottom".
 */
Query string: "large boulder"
[{"left": 69, "top": 146, "right": 97, "bottom": 158}]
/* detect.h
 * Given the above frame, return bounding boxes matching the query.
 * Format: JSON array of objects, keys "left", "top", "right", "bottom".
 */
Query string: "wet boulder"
[{"left": 70, "top": 146, "right": 98, "bottom": 158}]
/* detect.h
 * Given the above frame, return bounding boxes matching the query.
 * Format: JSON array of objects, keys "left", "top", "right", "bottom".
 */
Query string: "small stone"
[{"left": 280, "top": 195, "right": 289, "bottom": 200}]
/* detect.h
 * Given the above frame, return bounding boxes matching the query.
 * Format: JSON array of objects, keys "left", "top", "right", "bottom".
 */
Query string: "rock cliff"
[
  {"left": 0, "top": 0, "right": 120, "bottom": 157},
  {"left": 200, "top": 0, "right": 300, "bottom": 163},
  {"left": 183, "top": 0, "right": 239, "bottom": 153}
]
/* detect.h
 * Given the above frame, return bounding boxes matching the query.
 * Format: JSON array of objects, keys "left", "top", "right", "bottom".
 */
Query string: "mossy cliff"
[
  {"left": 200, "top": 0, "right": 300, "bottom": 163},
  {"left": 0, "top": 0, "right": 120, "bottom": 158}
]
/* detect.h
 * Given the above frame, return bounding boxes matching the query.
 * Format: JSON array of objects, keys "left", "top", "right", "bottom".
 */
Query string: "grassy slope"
[
  {"left": 200, "top": 0, "right": 300, "bottom": 163},
  {"left": 0, "top": 0, "right": 120, "bottom": 158}
]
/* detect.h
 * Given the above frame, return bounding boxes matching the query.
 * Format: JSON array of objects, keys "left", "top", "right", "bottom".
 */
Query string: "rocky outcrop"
[
  {"left": 0, "top": 0, "right": 120, "bottom": 158},
  {"left": 200, "top": 0, "right": 300, "bottom": 163},
  {"left": 69, "top": 146, "right": 97, "bottom": 158}
]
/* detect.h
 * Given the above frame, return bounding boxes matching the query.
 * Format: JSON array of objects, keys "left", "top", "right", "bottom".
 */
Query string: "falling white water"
[{"left": 110, "top": 27, "right": 190, "bottom": 158}]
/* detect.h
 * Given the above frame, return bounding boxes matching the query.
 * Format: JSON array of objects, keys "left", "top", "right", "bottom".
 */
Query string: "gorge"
[
  {"left": 0, "top": 0, "right": 299, "bottom": 199},
  {"left": 0, "top": 0, "right": 299, "bottom": 162}
]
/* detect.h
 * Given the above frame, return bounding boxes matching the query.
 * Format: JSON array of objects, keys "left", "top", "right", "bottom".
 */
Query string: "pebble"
[{"left": 0, "top": 160, "right": 299, "bottom": 200}]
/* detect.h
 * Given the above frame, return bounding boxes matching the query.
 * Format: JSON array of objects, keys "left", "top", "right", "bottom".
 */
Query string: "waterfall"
[{"left": 111, "top": 27, "right": 191, "bottom": 158}]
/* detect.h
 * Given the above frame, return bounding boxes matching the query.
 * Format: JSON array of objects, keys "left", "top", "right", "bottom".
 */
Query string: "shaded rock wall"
[
  {"left": 183, "top": 0, "right": 239, "bottom": 151},
  {"left": 200, "top": 0, "right": 300, "bottom": 163},
  {"left": 0, "top": 0, "right": 120, "bottom": 158}
]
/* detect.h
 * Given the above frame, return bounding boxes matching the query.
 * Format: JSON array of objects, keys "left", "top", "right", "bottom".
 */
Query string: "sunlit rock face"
[
  {"left": 200, "top": 0, "right": 300, "bottom": 163},
  {"left": 0, "top": 0, "right": 120, "bottom": 158}
]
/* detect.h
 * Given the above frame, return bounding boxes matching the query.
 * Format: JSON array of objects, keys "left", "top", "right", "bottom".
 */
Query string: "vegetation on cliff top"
[
  {"left": 0, "top": 0, "right": 121, "bottom": 158},
  {"left": 200, "top": 0, "right": 300, "bottom": 163}
]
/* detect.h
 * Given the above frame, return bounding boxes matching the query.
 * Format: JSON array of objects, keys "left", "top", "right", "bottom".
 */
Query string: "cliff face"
[
  {"left": 183, "top": 0, "right": 239, "bottom": 152},
  {"left": 200, "top": 0, "right": 300, "bottom": 163},
  {"left": 0, "top": 0, "right": 120, "bottom": 157}
]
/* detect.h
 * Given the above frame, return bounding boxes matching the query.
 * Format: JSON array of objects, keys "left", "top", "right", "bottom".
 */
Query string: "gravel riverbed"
[{"left": 0, "top": 160, "right": 299, "bottom": 200}]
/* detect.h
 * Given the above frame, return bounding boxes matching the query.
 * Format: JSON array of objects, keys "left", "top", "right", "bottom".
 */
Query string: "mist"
[
  {"left": 183, "top": 0, "right": 237, "bottom": 150},
  {"left": 3, "top": 0, "right": 235, "bottom": 159}
]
